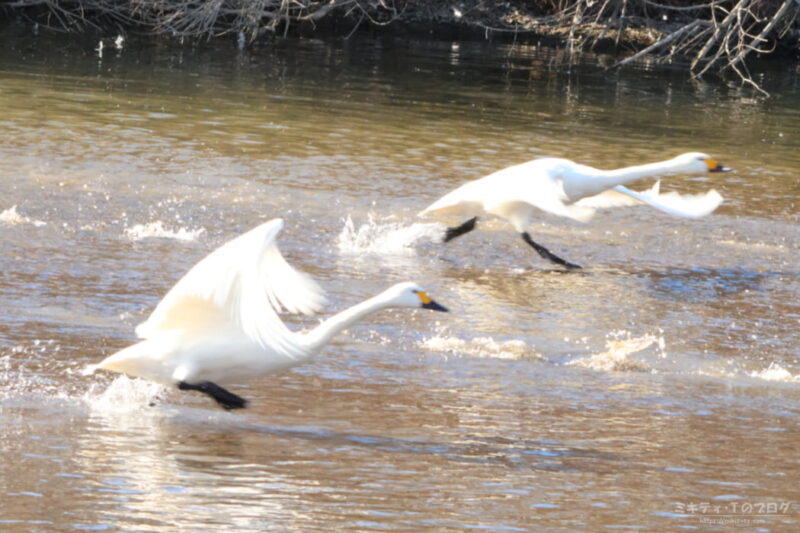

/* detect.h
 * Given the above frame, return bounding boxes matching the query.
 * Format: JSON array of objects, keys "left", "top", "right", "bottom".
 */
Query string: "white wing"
[
  {"left": 611, "top": 183, "right": 723, "bottom": 218},
  {"left": 135, "top": 219, "right": 327, "bottom": 355},
  {"left": 575, "top": 182, "right": 660, "bottom": 209},
  {"left": 576, "top": 182, "right": 723, "bottom": 218}
]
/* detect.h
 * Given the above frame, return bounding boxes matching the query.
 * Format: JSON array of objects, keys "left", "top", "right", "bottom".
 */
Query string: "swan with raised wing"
[{"left": 84, "top": 219, "right": 447, "bottom": 410}]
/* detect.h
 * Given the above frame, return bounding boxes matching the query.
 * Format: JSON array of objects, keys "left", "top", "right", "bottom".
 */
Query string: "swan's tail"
[
  {"left": 82, "top": 339, "right": 172, "bottom": 384},
  {"left": 419, "top": 195, "right": 482, "bottom": 217}
]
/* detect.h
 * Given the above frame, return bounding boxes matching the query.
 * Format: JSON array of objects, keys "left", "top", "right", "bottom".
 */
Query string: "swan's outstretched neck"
[
  {"left": 598, "top": 158, "right": 691, "bottom": 187},
  {"left": 562, "top": 156, "right": 700, "bottom": 202},
  {"left": 302, "top": 294, "right": 390, "bottom": 353}
]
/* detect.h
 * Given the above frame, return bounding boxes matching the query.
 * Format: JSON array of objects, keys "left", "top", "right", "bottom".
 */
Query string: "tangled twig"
[{"left": 5, "top": 0, "right": 799, "bottom": 92}]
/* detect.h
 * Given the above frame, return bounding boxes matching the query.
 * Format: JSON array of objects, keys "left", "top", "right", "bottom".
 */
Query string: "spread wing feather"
[
  {"left": 574, "top": 182, "right": 660, "bottom": 209},
  {"left": 135, "top": 219, "right": 327, "bottom": 356},
  {"left": 577, "top": 182, "right": 723, "bottom": 218},
  {"left": 614, "top": 183, "right": 723, "bottom": 217}
]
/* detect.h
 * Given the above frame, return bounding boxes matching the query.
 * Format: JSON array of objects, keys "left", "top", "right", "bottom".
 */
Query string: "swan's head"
[
  {"left": 672, "top": 152, "right": 733, "bottom": 174},
  {"left": 382, "top": 282, "right": 448, "bottom": 312}
]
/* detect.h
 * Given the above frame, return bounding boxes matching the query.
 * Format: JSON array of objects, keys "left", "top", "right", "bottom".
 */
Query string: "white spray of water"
[
  {"left": 420, "top": 335, "right": 541, "bottom": 360},
  {"left": 123, "top": 221, "right": 205, "bottom": 242},
  {"left": 1, "top": 341, "right": 89, "bottom": 405},
  {"left": 0, "top": 205, "right": 47, "bottom": 227},
  {"left": 84, "top": 375, "right": 168, "bottom": 413},
  {"left": 568, "top": 331, "right": 666, "bottom": 372},
  {"left": 336, "top": 214, "right": 443, "bottom": 255},
  {"left": 747, "top": 363, "right": 800, "bottom": 383}
]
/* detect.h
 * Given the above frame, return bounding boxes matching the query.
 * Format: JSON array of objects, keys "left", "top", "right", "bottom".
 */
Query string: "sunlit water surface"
[{"left": 1, "top": 26, "right": 799, "bottom": 531}]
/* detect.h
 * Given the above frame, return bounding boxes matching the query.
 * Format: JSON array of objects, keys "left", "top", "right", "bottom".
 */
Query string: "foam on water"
[
  {"left": 0, "top": 205, "right": 46, "bottom": 227},
  {"left": 123, "top": 221, "right": 205, "bottom": 242},
  {"left": 337, "top": 214, "right": 443, "bottom": 255},
  {"left": 420, "top": 335, "right": 542, "bottom": 360},
  {"left": 568, "top": 331, "right": 666, "bottom": 372}
]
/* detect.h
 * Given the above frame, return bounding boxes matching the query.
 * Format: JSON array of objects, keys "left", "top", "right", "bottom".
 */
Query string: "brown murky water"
[{"left": 1, "top": 26, "right": 799, "bottom": 531}]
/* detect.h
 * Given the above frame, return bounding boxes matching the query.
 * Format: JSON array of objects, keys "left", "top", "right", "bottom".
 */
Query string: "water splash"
[
  {"left": 123, "top": 221, "right": 205, "bottom": 242},
  {"left": 0, "top": 205, "right": 46, "bottom": 227},
  {"left": 568, "top": 331, "right": 666, "bottom": 372},
  {"left": 420, "top": 335, "right": 541, "bottom": 360},
  {"left": 1, "top": 341, "right": 167, "bottom": 411},
  {"left": 84, "top": 375, "right": 167, "bottom": 413},
  {"left": 336, "top": 214, "right": 442, "bottom": 255},
  {"left": 747, "top": 363, "right": 800, "bottom": 383},
  {"left": 0, "top": 341, "right": 76, "bottom": 402}
]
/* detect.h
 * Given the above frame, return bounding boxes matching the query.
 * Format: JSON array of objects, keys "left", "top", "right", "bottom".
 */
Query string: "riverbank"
[{"left": 4, "top": 0, "right": 799, "bottom": 89}]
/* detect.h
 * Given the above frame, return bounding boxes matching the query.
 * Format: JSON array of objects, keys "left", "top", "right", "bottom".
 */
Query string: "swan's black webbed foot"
[
  {"left": 178, "top": 381, "right": 248, "bottom": 410},
  {"left": 521, "top": 232, "right": 582, "bottom": 270},
  {"left": 444, "top": 216, "right": 478, "bottom": 243}
]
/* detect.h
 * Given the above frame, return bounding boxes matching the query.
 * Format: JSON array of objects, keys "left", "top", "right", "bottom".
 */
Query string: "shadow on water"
[
  {"left": 634, "top": 267, "right": 785, "bottom": 302},
  {"left": 231, "top": 421, "right": 624, "bottom": 473},
  {"left": 2, "top": 372, "right": 626, "bottom": 477},
  {"left": 80, "top": 396, "right": 628, "bottom": 474}
]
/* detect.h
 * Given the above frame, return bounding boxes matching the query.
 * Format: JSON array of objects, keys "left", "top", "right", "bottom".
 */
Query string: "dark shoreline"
[{"left": 3, "top": 0, "right": 798, "bottom": 86}]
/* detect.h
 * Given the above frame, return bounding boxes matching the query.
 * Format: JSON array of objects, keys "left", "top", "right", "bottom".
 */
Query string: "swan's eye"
[{"left": 413, "top": 290, "right": 432, "bottom": 305}]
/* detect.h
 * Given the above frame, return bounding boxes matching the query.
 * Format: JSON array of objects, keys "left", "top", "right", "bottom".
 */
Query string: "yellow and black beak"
[
  {"left": 705, "top": 158, "right": 733, "bottom": 173},
  {"left": 422, "top": 300, "right": 448, "bottom": 312},
  {"left": 416, "top": 291, "right": 449, "bottom": 312}
]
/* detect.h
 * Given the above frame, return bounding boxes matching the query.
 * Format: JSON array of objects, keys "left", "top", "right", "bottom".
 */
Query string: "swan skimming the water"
[
  {"left": 84, "top": 219, "right": 448, "bottom": 410},
  {"left": 420, "top": 152, "right": 731, "bottom": 269}
]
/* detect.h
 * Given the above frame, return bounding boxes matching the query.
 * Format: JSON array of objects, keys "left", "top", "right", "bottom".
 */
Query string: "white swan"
[
  {"left": 84, "top": 219, "right": 448, "bottom": 410},
  {"left": 420, "top": 152, "right": 731, "bottom": 269}
]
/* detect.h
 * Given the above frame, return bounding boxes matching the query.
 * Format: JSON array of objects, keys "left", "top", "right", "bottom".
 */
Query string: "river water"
[{"left": 1, "top": 26, "right": 798, "bottom": 531}]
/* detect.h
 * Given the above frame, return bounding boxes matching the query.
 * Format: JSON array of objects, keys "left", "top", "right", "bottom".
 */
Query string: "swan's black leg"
[
  {"left": 444, "top": 216, "right": 478, "bottom": 243},
  {"left": 521, "top": 232, "right": 582, "bottom": 269},
  {"left": 178, "top": 381, "right": 248, "bottom": 410}
]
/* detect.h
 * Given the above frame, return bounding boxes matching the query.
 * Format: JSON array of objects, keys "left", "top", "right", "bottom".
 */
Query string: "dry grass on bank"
[{"left": 6, "top": 0, "right": 799, "bottom": 90}]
